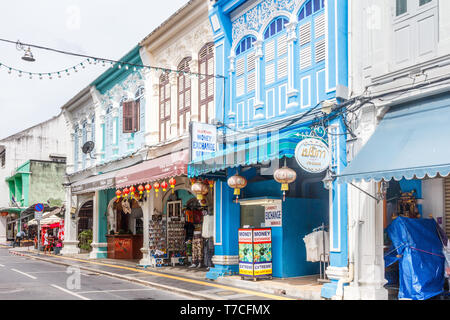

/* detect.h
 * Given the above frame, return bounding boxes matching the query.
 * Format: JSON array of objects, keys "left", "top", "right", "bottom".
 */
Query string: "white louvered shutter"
[
  {"left": 300, "top": 47, "right": 312, "bottom": 69},
  {"left": 315, "top": 39, "right": 326, "bottom": 63},
  {"left": 236, "top": 77, "right": 245, "bottom": 96},
  {"left": 265, "top": 40, "right": 275, "bottom": 62},
  {"left": 265, "top": 63, "right": 275, "bottom": 85},
  {"left": 247, "top": 72, "right": 255, "bottom": 92},
  {"left": 277, "top": 57, "right": 288, "bottom": 79},
  {"left": 445, "top": 178, "right": 450, "bottom": 237},
  {"left": 299, "top": 22, "right": 312, "bottom": 46},
  {"left": 247, "top": 52, "right": 256, "bottom": 71},
  {"left": 277, "top": 34, "right": 288, "bottom": 57},
  {"left": 236, "top": 57, "right": 245, "bottom": 76},
  {"left": 315, "top": 14, "right": 325, "bottom": 39}
]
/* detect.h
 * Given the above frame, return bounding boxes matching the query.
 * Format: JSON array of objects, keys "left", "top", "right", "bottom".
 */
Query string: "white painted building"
[
  {"left": 0, "top": 113, "right": 69, "bottom": 242},
  {"left": 344, "top": 0, "right": 450, "bottom": 300}
]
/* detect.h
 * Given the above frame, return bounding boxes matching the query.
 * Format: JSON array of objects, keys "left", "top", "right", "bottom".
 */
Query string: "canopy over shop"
[
  {"left": 189, "top": 124, "right": 332, "bottom": 280},
  {"left": 337, "top": 93, "right": 450, "bottom": 300}
]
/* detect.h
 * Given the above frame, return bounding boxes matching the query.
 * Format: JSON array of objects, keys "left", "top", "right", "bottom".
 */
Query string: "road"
[{"left": 0, "top": 247, "right": 194, "bottom": 300}]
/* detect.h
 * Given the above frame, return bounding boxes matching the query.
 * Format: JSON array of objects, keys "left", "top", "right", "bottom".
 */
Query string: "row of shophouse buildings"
[{"left": 1, "top": 0, "right": 450, "bottom": 300}]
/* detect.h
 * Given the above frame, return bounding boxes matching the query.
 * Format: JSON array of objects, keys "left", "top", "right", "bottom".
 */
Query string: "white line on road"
[
  {"left": 11, "top": 268, "right": 37, "bottom": 279},
  {"left": 51, "top": 284, "right": 90, "bottom": 300},
  {"left": 78, "top": 288, "right": 155, "bottom": 294},
  {"left": 0, "top": 264, "right": 4, "bottom": 267}
]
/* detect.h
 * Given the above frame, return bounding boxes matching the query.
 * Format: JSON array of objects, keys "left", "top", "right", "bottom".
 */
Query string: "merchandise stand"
[{"left": 314, "top": 223, "right": 330, "bottom": 283}]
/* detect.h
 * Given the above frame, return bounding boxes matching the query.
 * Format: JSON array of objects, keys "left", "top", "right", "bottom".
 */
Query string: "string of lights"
[{"left": 0, "top": 38, "right": 225, "bottom": 79}]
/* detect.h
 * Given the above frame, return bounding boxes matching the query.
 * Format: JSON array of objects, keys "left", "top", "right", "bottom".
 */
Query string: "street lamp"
[
  {"left": 322, "top": 169, "right": 335, "bottom": 190},
  {"left": 21, "top": 47, "right": 35, "bottom": 62}
]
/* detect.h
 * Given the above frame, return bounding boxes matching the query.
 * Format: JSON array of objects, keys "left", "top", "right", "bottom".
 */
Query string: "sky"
[{"left": 0, "top": 0, "right": 188, "bottom": 140}]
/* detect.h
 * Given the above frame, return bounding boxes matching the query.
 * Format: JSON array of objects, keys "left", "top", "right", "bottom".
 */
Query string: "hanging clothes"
[
  {"left": 202, "top": 215, "right": 214, "bottom": 239},
  {"left": 303, "top": 230, "right": 329, "bottom": 262},
  {"left": 192, "top": 232, "right": 204, "bottom": 265},
  {"left": 203, "top": 238, "right": 214, "bottom": 268}
]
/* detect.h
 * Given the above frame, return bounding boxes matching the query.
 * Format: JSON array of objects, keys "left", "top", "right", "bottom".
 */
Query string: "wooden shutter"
[
  {"left": 123, "top": 101, "right": 133, "bottom": 133},
  {"left": 133, "top": 99, "right": 140, "bottom": 132},
  {"left": 445, "top": 177, "right": 450, "bottom": 237}
]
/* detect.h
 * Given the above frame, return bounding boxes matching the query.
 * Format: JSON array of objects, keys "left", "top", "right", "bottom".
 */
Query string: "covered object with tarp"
[{"left": 385, "top": 217, "right": 445, "bottom": 300}]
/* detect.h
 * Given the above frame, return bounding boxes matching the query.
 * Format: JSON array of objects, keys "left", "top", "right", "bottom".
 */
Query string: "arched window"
[
  {"left": 263, "top": 17, "right": 288, "bottom": 118},
  {"left": 234, "top": 36, "right": 257, "bottom": 128},
  {"left": 298, "top": 0, "right": 324, "bottom": 22},
  {"left": 178, "top": 57, "right": 192, "bottom": 134},
  {"left": 199, "top": 43, "right": 214, "bottom": 124},
  {"left": 159, "top": 72, "right": 171, "bottom": 141}
]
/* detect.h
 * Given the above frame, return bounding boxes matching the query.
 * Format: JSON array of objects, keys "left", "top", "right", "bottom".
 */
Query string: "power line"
[{"left": 0, "top": 38, "right": 225, "bottom": 79}]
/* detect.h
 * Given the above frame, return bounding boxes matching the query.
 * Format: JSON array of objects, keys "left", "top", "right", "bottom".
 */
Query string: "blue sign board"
[{"left": 34, "top": 203, "right": 44, "bottom": 212}]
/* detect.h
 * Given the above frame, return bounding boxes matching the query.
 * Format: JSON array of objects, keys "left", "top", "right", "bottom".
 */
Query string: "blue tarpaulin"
[{"left": 385, "top": 217, "right": 445, "bottom": 300}]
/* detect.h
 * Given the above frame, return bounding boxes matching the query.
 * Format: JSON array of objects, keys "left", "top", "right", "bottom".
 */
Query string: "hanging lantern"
[
  {"left": 138, "top": 185, "right": 145, "bottom": 195},
  {"left": 190, "top": 178, "right": 197, "bottom": 185},
  {"left": 130, "top": 186, "right": 136, "bottom": 197},
  {"left": 191, "top": 181, "right": 209, "bottom": 206},
  {"left": 161, "top": 181, "right": 168, "bottom": 192},
  {"left": 206, "top": 179, "right": 214, "bottom": 189},
  {"left": 169, "top": 178, "right": 176, "bottom": 194},
  {"left": 227, "top": 174, "right": 247, "bottom": 203},
  {"left": 274, "top": 164, "right": 297, "bottom": 201},
  {"left": 123, "top": 188, "right": 130, "bottom": 198},
  {"left": 153, "top": 182, "right": 160, "bottom": 197},
  {"left": 145, "top": 183, "right": 152, "bottom": 194},
  {"left": 115, "top": 189, "right": 122, "bottom": 199}
]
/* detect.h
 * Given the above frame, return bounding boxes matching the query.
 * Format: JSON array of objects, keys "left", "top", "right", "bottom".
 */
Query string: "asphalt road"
[{"left": 0, "top": 247, "right": 194, "bottom": 300}]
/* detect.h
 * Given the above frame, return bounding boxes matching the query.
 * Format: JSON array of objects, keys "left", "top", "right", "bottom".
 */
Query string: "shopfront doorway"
[{"left": 77, "top": 200, "right": 93, "bottom": 253}]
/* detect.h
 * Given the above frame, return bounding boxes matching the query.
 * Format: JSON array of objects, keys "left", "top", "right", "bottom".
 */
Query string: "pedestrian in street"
[
  {"left": 13, "top": 229, "right": 25, "bottom": 248},
  {"left": 43, "top": 231, "right": 50, "bottom": 254}
]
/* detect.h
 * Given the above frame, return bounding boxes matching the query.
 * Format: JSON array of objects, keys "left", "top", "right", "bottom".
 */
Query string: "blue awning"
[
  {"left": 188, "top": 122, "right": 324, "bottom": 177},
  {"left": 338, "top": 93, "right": 450, "bottom": 183}
]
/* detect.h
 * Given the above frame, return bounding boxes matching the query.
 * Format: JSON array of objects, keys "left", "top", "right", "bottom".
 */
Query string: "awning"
[
  {"left": 115, "top": 149, "right": 189, "bottom": 188},
  {"left": 27, "top": 207, "right": 62, "bottom": 226},
  {"left": 188, "top": 123, "right": 320, "bottom": 177},
  {"left": 338, "top": 93, "right": 450, "bottom": 183},
  {"left": 71, "top": 170, "right": 116, "bottom": 194}
]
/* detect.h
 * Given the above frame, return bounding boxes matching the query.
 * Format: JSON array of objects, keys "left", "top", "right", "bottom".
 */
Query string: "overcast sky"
[{"left": 0, "top": 0, "right": 188, "bottom": 140}]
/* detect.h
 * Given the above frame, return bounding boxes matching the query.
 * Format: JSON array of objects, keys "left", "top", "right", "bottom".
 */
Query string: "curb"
[{"left": 9, "top": 250, "right": 218, "bottom": 300}]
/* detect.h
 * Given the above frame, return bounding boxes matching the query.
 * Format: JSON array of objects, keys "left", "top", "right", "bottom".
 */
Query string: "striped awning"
[{"left": 188, "top": 123, "right": 319, "bottom": 177}]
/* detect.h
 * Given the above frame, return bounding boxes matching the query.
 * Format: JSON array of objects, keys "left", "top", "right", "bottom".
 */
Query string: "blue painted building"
[{"left": 189, "top": 0, "right": 349, "bottom": 298}]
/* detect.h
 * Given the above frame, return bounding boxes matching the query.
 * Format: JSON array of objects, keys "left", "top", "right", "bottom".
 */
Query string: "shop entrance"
[
  {"left": 106, "top": 197, "right": 143, "bottom": 260},
  {"left": 77, "top": 200, "right": 93, "bottom": 253}
]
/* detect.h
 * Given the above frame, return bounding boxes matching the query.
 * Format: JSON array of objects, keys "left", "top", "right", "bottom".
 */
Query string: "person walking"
[{"left": 43, "top": 231, "right": 49, "bottom": 254}]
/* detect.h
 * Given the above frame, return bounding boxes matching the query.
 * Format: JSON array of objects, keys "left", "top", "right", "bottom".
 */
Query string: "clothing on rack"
[
  {"left": 184, "top": 222, "right": 195, "bottom": 241},
  {"left": 203, "top": 238, "right": 214, "bottom": 268},
  {"left": 303, "top": 230, "right": 329, "bottom": 262},
  {"left": 202, "top": 215, "right": 214, "bottom": 239},
  {"left": 192, "top": 234, "right": 204, "bottom": 265}
]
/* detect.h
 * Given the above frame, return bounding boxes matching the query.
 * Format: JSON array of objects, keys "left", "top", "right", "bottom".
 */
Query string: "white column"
[
  {"left": 0, "top": 216, "right": 7, "bottom": 243},
  {"left": 139, "top": 189, "right": 154, "bottom": 266},
  {"left": 61, "top": 187, "right": 80, "bottom": 255},
  {"left": 89, "top": 191, "right": 100, "bottom": 259},
  {"left": 227, "top": 55, "right": 236, "bottom": 125},
  {"left": 254, "top": 40, "right": 265, "bottom": 118},
  {"left": 286, "top": 21, "right": 299, "bottom": 108}
]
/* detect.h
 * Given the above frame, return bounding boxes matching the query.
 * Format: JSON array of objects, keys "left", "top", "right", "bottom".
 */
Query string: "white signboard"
[
  {"left": 34, "top": 212, "right": 43, "bottom": 221},
  {"left": 191, "top": 122, "right": 217, "bottom": 161},
  {"left": 265, "top": 204, "right": 282, "bottom": 227},
  {"left": 295, "top": 138, "right": 331, "bottom": 174}
]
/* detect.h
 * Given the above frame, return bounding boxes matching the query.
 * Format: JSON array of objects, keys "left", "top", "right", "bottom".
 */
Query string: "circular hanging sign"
[
  {"left": 34, "top": 203, "right": 44, "bottom": 212},
  {"left": 295, "top": 138, "right": 331, "bottom": 174}
]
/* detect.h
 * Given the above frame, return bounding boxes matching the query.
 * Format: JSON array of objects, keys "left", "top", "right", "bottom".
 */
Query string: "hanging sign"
[
  {"left": 264, "top": 203, "right": 282, "bottom": 227},
  {"left": 34, "top": 212, "right": 43, "bottom": 221},
  {"left": 190, "top": 122, "right": 217, "bottom": 161},
  {"left": 294, "top": 138, "right": 331, "bottom": 173}
]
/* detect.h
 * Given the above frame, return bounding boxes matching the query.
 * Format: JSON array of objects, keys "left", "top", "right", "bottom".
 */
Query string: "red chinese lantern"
[
  {"left": 227, "top": 174, "right": 247, "bottom": 203},
  {"left": 190, "top": 178, "right": 197, "bottom": 185},
  {"left": 169, "top": 178, "right": 176, "bottom": 194},
  {"left": 115, "top": 189, "right": 122, "bottom": 199},
  {"left": 1, "top": 212, "right": 8, "bottom": 217},
  {"left": 161, "top": 181, "right": 168, "bottom": 192},
  {"left": 138, "top": 185, "right": 145, "bottom": 195},
  {"left": 153, "top": 182, "right": 160, "bottom": 197},
  {"left": 145, "top": 184, "right": 152, "bottom": 194},
  {"left": 191, "top": 181, "right": 209, "bottom": 206},
  {"left": 206, "top": 179, "right": 214, "bottom": 189},
  {"left": 130, "top": 186, "right": 136, "bottom": 197},
  {"left": 123, "top": 188, "right": 130, "bottom": 198}
]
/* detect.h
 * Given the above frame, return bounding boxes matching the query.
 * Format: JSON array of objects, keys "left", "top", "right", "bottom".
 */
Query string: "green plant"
[{"left": 78, "top": 229, "right": 93, "bottom": 251}]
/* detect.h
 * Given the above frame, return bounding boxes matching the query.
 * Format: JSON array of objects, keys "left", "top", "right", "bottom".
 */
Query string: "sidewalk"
[{"left": 8, "top": 246, "right": 324, "bottom": 300}]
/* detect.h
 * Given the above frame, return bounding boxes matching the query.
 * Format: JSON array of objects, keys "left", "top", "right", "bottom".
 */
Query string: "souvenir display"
[
  {"left": 167, "top": 221, "right": 185, "bottom": 250},
  {"left": 149, "top": 214, "right": 166, "bottom": 251}
]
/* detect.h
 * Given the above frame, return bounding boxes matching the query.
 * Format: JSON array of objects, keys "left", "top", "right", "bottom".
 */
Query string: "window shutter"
[
  {"left": 236, "top": 77, "right": 245, "bottom": 96},
  {"left": 278, "top": 34, "right": 288, "bottom": 56},
  {"left": 277, "top": 56, "right": 288, "bottom": 79},
  {"left": 236, "top": 57, "right": 245, "bottom": 76},
  {"left": 315, "top": 14, "right": 325, "bottom": 39},
  {"left": 134, "top": 99, "right": 140, "bottom": 132},
  {"left": 123, "top": 101, "right": 133, "bottom": 133},
  {"left": 300, "top": 46, "right": 312, "bottom": 69},
  {"left": 265, "top": 40, "right": 275, "bottom": 62},
  {"left": 315, "top": 39, "right": 326, "bottom": 63},
  {"left": 265, "top": 63, "right": 275, "bottom": 85},
  {"left": 299, "top": 22, "right": 311, "bottom": 46}
]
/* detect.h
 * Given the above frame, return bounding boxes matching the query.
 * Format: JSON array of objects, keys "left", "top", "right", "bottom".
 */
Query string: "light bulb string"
[
  {"left": 0, "top": 58, "right": 94, "bottom": 77},
  {"left": 0, "top": 38, "right": 225, "bottom": 79}
]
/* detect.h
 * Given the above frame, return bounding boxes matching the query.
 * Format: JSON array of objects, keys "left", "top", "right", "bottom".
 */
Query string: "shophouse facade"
[
  {"left": 339, "top": 0, "right": 450, "bottom": 300},
  {"left": 0, "top": 114, "right": 69, "bottom": 242},
  {"left": 189, "top": 0, "right": 350, "bottom": 298}
]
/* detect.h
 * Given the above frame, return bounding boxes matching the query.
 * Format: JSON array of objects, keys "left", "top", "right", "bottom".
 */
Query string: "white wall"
[
  {"left": 0, "top": 113, "right": 69, "bottom": 208},
  {"left": 422, "top": 178, "right": 444, "bottom": 225}
]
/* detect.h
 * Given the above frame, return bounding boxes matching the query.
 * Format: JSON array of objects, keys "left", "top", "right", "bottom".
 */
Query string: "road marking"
[
  {"left": 51, "top": 284, "right": 90, "bottom": 300},
  {"left": 47, "top": 254, "right": 294, "bottom": 300},
  {"left": 11, "top": 268, "right": 37, "bottom": 280},
  {"left": 78, "top": 288, "right": 154, "bottom": 294},
  {"left": 0, "top": 264, "right": 4, "bottom": 267}
]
